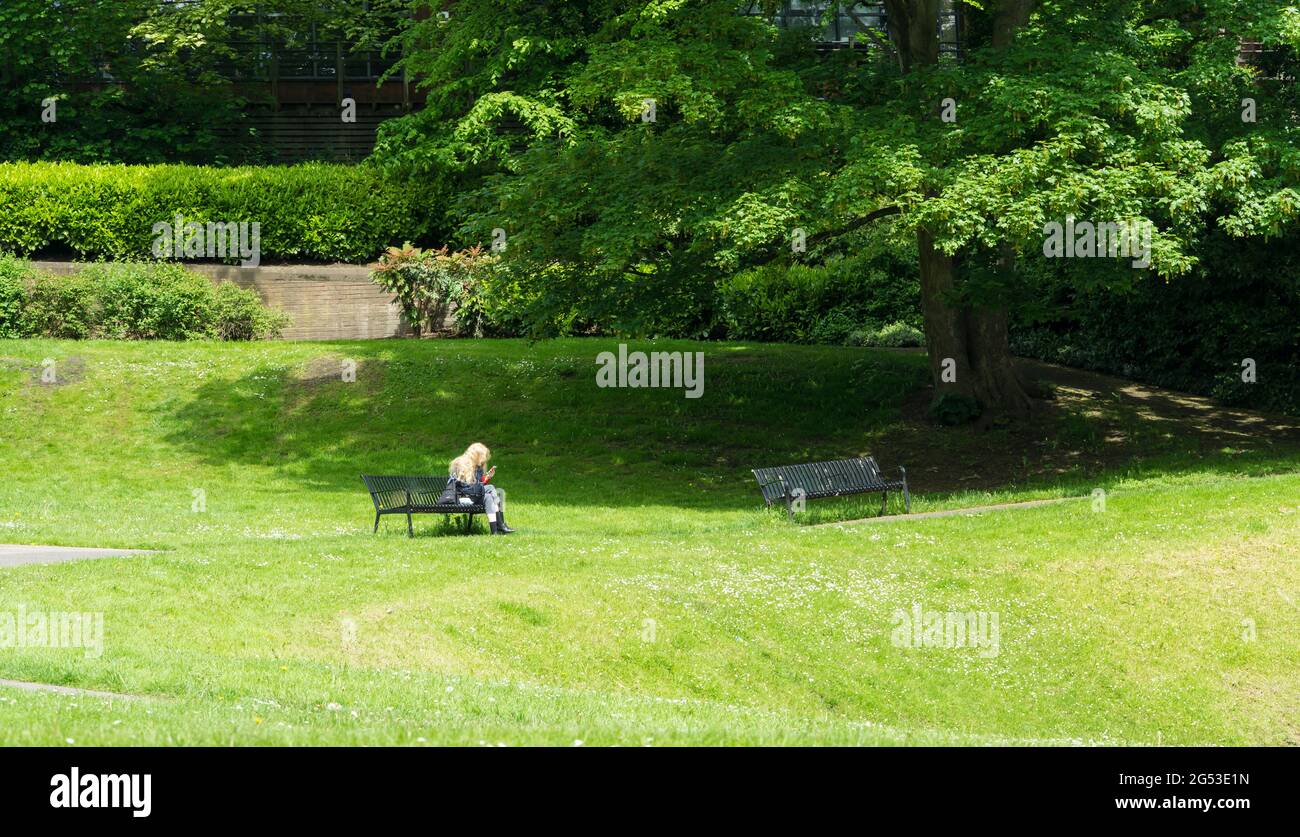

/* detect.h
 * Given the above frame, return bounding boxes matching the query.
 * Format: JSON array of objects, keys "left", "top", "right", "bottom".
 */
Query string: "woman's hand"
[{"left": 483, "top": 465, "right": 497, "bottom": 483}]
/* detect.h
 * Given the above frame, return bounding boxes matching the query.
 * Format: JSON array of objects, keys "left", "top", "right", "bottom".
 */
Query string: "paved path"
[
  {"left": 0, "top": 678, "right": 138, "bottom": 699},
  {"left": 816, "top": 496, "right": 1081, "bottom": 527},
  {"left": 0, "top": 544, "right": 152, "bottom": 568}
]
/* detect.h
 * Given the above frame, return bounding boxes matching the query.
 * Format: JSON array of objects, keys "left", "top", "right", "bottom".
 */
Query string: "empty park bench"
[
  {"left": 752, "top": 456, "right": 910, "bottom": 520},
  {"left": 361, "top": 475, "right": 485, "bottom": 536}
]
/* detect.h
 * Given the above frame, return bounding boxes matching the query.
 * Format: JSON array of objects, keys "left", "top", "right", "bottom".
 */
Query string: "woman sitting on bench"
[{"left": 450, "top": 442, "right": 515, "bottom": 535}]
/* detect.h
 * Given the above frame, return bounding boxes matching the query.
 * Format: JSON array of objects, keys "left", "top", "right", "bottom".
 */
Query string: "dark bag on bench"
[{"left": 436, "top": 477, "right": 459, "bottom": 505}]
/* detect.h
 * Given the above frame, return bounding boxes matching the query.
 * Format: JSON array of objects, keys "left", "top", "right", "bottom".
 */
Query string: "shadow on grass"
[
  {"left": 159, "top": 340, "right": 930, "bottom": 512},
  {"left": 156, "top": 340, "right": 1300, "bottom": 520},
  {"left": 371, "top": 513, "right": 490, "bottom": 539}
]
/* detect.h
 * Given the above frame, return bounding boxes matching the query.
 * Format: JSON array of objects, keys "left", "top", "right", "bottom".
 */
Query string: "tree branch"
[
  {"left": 805, "top": 205, "right": 902, "bottom": 247},
  {"left": 844, "top": 11, "right": 898, "bottom": 64},
  {"left": 745, "top": 205, "right": 903, "bottom": 270}
]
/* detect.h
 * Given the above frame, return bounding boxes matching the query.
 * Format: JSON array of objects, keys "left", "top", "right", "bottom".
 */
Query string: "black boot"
[
  {"left": 488, "top": 519, "right": 500, "bottom": 535},
  {"left": 496, "top": 513, "right": 515, "bottom": 534}
]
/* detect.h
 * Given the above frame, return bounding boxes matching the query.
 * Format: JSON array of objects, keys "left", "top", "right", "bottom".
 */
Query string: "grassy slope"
[{"left": 0, "top": 338, "right": 1297, "bottom": 745}]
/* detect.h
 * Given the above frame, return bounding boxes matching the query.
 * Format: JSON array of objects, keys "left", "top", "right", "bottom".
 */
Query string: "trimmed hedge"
[{"left": 0, "top": 162, "right": 441, "bottom": 264}]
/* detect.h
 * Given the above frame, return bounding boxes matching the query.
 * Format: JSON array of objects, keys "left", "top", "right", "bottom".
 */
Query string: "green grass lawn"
[{"left": 0, "top": 338, "right": 1297, "bottom": 745}]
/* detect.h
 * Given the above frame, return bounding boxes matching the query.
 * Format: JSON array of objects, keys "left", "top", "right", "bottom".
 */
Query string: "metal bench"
[
  {"left": 361, "top": 475, "right": 485, "bottom": 536},
  {"left": 752, "top": 456, "right": 909, "bottom": 520}
]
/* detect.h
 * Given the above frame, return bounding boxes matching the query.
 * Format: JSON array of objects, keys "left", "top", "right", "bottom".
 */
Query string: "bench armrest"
[{"left": 758, "top": 476, "right": 796, "bottom": 497}]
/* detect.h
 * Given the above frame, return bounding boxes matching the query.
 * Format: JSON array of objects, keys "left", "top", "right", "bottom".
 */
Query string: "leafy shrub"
[
  {"left": 0, "top": 1, "right": 245, "bottom": 165},
  {"left": 849, "top": 321, "right": 927, "bottom": 348},
  {"left": 94, "top": 263, "right": 215, "bottom": 340},
  {"left": 0, "top": 162, "right": 442, "bottom": 264},
  {"left": 0, "top": 253, "right": 28, "bottom": 338},
  {"left": 371, "top": 244, "right": 500, "bottom": 337},
  {"left": 212, "top": 282, "right": 290, "bottom": 341},
  {"left": 0, "top": 259, "right": 288, "bottom": 341},
  {"left": 469, "top": 261, "right": 543, "bottom": 337},
  {"left": 1011, "top": 229, "right": 1300, "bottom": 414},
  {"left": 719, "top": 256, "right": 920, "bottom": 344},
  {"left": 808, "top": 308, "right": 861, "bottom": 346},
  {"left": 20, "top": 272, "right": 98, "bottom": 339}
]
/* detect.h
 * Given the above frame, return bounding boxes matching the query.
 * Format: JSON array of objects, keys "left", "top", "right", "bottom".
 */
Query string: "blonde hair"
[{"left": 449, "top": 442, "right": 491, "bottom": 482}]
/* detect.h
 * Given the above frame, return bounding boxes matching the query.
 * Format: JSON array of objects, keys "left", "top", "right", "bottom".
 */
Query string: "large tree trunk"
[
  {"left": 918, "top": 231, "right": 1032, "bottom": 420},
  {"left": 991, "top": 0, "right": 1037, "bottom": 49},
  {"left": 918, "top": 228, "right": 970, "bottom": 399},
  {"left": 896, "top": 0, "right": 1038, "bottom": 420},
  {"left": 882, "top": 0, "right": 942, "bottom": 73},
  {"left": 965, "top": 304, "right": 1033, "bottom": 417}
]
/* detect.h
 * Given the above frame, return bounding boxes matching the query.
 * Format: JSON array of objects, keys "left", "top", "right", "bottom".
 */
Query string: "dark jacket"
[{"left": 454, "top": 466, "right": 487, "bottom": 500}]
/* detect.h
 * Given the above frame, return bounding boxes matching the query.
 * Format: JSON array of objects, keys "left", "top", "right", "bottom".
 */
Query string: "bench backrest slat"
[
  {"left": 826, "top": 460, "right": 853, "bottom": 492},
  {"left": 751, "top": 456, "right": 887, "bottom": 502},
  {"left": 362, "top": 475, "right": 456, "bottom": 511},
  {"left": 751, "top": 466, "right": 792, "bottom": 504}
]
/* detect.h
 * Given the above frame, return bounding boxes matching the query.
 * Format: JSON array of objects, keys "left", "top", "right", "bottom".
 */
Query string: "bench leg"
[
  {"left": 466, "top": 513, "right": 473, "bottom": 534},
  {"left": 780, "top": 477, "right": 795, "bottom": 522},
  {"left": 881, "top": 491, "right": 888, "bottom": 516},
  {"left": 407, "top": 512, "right": 413, "bottom": 538},
  {"left": 373, "top": 512, "right": 380, "bottom": 534}
]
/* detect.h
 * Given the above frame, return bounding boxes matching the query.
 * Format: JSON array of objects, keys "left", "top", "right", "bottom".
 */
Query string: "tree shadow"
[
  {"left": 866, "top": 358, "right": 1300, "bottom": 496},
  {"left": 160, "top": 342, "right": 928, "bottom": 511},
  {"left": 372, "top": 513, "right": 490, "bottom": 538},
  {"left": 158, "top": 342, "right": 1300, "bottom": 517}
]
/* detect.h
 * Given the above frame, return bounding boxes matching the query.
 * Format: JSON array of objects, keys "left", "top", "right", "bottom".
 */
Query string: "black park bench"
[
  {"left": 361, "top": 475, "right": 485, "bottom": 536},
  {"left": 752, "top": 456, "right": 910, "bottom": 520}
]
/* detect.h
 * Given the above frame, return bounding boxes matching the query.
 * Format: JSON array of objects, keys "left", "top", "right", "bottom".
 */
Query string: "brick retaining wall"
[{"left": 31, "top": 261, "right": 411, "bottom": 341}]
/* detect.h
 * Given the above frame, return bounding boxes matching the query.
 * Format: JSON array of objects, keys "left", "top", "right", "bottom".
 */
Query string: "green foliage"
[
  {"left": 0, "top": 0, "right": 246, "bottom": 164},
  {"left": 471, "top": 261, "right": 592, "bottom": 338},
  {"left": 849, "top": 321, "right": 927, "bottom": 349},
  {"left": 370, "top": 243, "right": 502, "bottom": 337},
  {"left": 95, "top": 263, "right": 217, "bottom": 340},
  {"left": 1012, "top": 229, "right": 1300, "bottom": 414},
  {"left": 374, "top": 0, "right": 1300, "bottom": 378},
  {"left": 212, "top": 283, "right": 291, "bottom": 341},
  {"left": 0, "top": 162, "right": 440, "bottom": 263},
  {"left": 719, "top": 253, "right": 920, "bottom": 344},
  {"left": 0, "top": 1, "right": 402, "bottom": 165},
  {"left": 19, "top": 273, "right": 99, "bottom": 340},
  {"left": 807, "top": 308, "right": 862, "bottom": 346},
  {"left": 0, "top": 254, "right": 27, "bottom": 338},
  {"left": 372, "top": 0, "right": 595, "bottom": 178},
  {"left": 0, "top": 257, "right": 288, "bottom": 341}
]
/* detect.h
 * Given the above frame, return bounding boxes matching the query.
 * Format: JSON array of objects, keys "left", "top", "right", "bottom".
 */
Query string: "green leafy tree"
[
  {"left": 379, "top": 1, "right": 1299, "bottom": 419},
  {"left": 0, "top": 0, "right": 398, "bottom": 164},
  {"left": 0, "top": 0, "right": 243, "bottom": 162}
]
